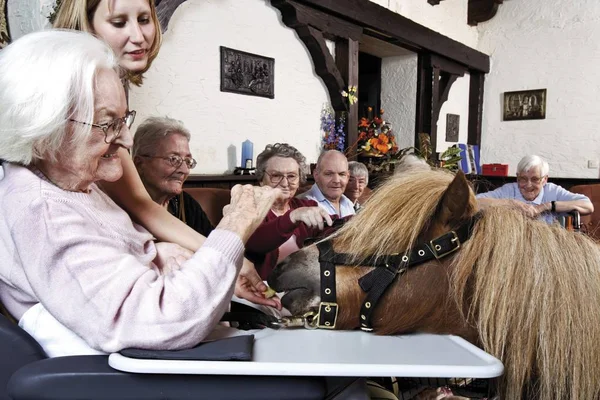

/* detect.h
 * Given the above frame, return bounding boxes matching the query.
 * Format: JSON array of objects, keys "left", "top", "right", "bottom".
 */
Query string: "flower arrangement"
[
  {"left": 320, "top": 104, "right": 346, "bottom": 151},
  {"left": 356, "top": 108, "right": 398, "bottom": 157}
]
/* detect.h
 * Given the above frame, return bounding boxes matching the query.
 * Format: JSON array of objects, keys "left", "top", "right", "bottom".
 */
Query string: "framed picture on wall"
[
  {"left": 220, "top": 46, "right": 275, "bottom": 99},
  {"left": 503, "top": 89, "right": 546, "bottom": 121}
]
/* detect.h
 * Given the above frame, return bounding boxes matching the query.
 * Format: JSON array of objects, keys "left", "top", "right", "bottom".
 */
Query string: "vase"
[{"left": 357, "top": 154, "right": 393, "bottom": 174}]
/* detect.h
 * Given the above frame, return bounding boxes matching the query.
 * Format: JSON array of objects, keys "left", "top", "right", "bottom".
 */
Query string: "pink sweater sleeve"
[{"left": 10, "top": 194, "right": 244, "bottom": 353}]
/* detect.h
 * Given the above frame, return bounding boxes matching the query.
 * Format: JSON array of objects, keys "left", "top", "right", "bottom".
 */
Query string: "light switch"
[{"left": 588, "top": 160, "right": 599, "bottom": 169}]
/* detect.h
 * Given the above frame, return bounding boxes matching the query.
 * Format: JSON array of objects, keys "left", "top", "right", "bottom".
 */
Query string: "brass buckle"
[
  {"left": 317, "top": 302, "right": 338, "bottom": 329},
  {"left": 430, "top": 231, "right": 461, "bottom": 259}
]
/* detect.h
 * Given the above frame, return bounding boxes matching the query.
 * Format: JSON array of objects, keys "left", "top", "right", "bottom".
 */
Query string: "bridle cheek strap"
[{"left": 315, "top": 214, "right": 481, "bottom": 331}]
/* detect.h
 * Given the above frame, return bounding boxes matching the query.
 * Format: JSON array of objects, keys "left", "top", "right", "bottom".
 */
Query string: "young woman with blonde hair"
[{"left": 53, "top": 0, "right": 279, "bottom": 308}]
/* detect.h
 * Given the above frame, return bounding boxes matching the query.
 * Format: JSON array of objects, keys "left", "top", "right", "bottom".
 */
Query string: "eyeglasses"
[
  {"left": 517, "top": 175, "right": 545, "bottom": 185},
  {"left": 140, "top": 154, "right": 197, "bottom": 169},
  {"left": 70, "top": 110, "right": 136, "bottom": 144},
  {"left": 265, "top": 171, "right": 299, "bottom": 185}
]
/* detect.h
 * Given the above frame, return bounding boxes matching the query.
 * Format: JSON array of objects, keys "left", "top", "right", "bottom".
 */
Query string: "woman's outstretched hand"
[
  {"left": 235, "top": 258, "right": 282, "bottom": 310},
  {"left": 220, "top": 185, "right": 283, "bottom": 243}
]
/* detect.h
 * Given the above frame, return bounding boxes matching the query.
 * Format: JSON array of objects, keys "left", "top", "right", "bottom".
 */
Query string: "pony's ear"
[{"left": 437, "top": 170, "right": 472, "bottom": 226}]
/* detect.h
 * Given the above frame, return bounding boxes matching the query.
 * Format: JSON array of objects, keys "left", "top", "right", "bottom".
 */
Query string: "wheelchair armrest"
[
  {"left": 568, "top": 210, "right": 582, "bottom": 231},
  {"left": 8, "top": 355, "right": 327, "bottom": 400}
]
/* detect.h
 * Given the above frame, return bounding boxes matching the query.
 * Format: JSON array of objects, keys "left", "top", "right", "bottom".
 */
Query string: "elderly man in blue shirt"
[
  {"left": 300, "top": 150, "right": 355, "bottom": 217},
  {"left": 477, "top": 155, "right": 593, "bottom": 224}
]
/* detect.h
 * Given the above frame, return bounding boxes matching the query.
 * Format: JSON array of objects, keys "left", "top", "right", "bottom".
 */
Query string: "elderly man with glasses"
[
  {"left": 477, "top": 155, "right": 593, "bottom": 223},
  {"left": 132, "top": 116, "right": 213, "bottom": 236}
]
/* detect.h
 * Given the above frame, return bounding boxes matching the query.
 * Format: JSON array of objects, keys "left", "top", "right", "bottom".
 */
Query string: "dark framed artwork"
[
  {"left": 503, "top": 89, "right": 546, "bottom": 121},
  {"left": 220, "top": 46, "right": 274, "bottom": 99},
  {"left": 0, "top": 0, "right": 9, "bottom": 49},
  {"left": 445, "top": 113, "right": 460, "bottom": 142}
]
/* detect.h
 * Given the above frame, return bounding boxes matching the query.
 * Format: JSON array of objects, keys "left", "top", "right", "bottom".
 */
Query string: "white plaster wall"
[
  {"left": 478, "top": 0, "right": 600, "bottom": 178},
  {"left": 380, "top": 54, "right": 418, "bottom": 150},
  {"left": 6, "top": 0, "right": 54, "bottom": 40},
  {"left": 371, "top": 0, "right": 478, "bottom": 48},
  {"left": 130, "top": 0, "right": 329, "bottom": 174},
  {"left": 437, "top": 74, "right": 470, "bottom": 152},
  {"left": 373, "top": 0, "right": 476, "bottom": 154}
]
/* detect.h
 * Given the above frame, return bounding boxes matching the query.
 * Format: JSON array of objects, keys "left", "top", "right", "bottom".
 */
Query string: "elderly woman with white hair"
[
  {"left": 477, "top": 155, "right": 593, "bottom": 223},
  {"left": 0, "top": 30, "right": 280, "bottom": 356}
]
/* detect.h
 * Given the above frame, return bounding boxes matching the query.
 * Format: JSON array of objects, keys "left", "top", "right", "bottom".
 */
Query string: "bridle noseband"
[{"left": 313, "top": 214, "right": 481, "bottom": 332}]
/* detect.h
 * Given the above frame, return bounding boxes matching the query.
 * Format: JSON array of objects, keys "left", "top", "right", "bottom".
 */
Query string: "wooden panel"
[
  {"left": 468, "top": 72, "right": 485, "bottom": 146},
  {"left": 335, "top": 38, "right": 359, "bottom": 156},
  {"left": 468, "top": 0, "right": 503, "bottom": 26},
  {"left": 271, "top": 0, "right": 348, "bottom": 111}
]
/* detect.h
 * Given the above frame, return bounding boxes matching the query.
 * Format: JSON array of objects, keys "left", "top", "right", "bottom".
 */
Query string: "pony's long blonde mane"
[
  {"left": 334, "top": 169, "right": 600, "bottom": 399},
  {"left": 452, "top": 206, "right": 600, "bottom": 400}
]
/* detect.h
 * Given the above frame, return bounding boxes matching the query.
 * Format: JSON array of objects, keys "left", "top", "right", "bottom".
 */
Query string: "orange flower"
[
  {"left": 358, "top": 118, "right": 370, "bottom": 128},
  {"left": 379, "top": 134, "right": 389, "bottom": 144},
  {"left": 358, "top": 132, "right": 367, "bottom": 140},
  {"left": 376, "top": 143, "right": 389, "bottom": 154}
]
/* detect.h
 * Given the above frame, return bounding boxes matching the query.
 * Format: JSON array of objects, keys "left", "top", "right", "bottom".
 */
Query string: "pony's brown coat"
[{"left": 328, "top": 169, "right": 600, "bottom": 400}]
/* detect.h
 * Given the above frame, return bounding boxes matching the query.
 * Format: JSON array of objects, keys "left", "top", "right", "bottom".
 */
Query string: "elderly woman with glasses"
[
  {"left": 132, "top": 116, "right": 214, "bottom": 237},
  {"left": 477, "top": 155, "right": 593, "bottom": 223},
  {"left": 246, "top": 143, "right": 333, "bottom": 279},
  {"left": 0, "top": 30, "right": 281, "bottom": 356}
]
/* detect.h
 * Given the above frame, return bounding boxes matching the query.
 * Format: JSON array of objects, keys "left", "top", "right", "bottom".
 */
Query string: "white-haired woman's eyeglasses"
[{"left": 69, "top": 110, "right": 136, "bottom": 144}]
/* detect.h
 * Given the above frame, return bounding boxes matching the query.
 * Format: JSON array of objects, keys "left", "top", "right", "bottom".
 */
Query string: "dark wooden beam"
[
  {"left": 416, "top": 54, "right": 465, "bottom": 161},
  {"left": 432, "top": 73, "right": 459, "bottom": 126},
  {"left": 294, "top": 0, "right": 489, "bottom": 72},
  {"left": 155, "top": 0, "right": 188, "bottom": 32},
  {"left": 283, "top": 0, "right": 363, "bottom": 40},
  {"left": 468, "top": 72, "right": 485, "bottom": 146},
  {"left": 272, "top": 0, "right": 348, "bottom": 111},
  {"left": 297, "top": 25, "right": 348, "bottom": 111},
  {"left": 335, "top": 38, "right": 359, "bottom": 157},
  {"left": 415, "top": 54, "right": 433, "bottom": 154},
  {"left": 468, "top": 0, "right": 503, "bottom": 26}
]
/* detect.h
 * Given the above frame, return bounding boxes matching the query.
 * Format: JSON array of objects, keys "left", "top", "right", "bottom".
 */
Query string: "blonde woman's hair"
[{"left": 53, "top": 0, "right": 162, "bottom": 86}]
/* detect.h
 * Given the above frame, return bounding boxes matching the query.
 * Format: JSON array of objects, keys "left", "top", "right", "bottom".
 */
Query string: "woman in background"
[{"left": 246, "top": 143, "right": 333, "bottom": 279}]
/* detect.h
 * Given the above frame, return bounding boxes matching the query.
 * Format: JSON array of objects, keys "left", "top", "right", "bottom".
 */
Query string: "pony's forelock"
[{"left": 334, "top": 169, "right": 461, "bottom": 262}]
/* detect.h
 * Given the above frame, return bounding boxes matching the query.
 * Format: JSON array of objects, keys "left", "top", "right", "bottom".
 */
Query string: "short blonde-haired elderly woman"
[
  {"left": 0, "top": 30, "right": 280, "bottom": 356},
  {"left": 477, "top": 155, "right": 593, "bottom": 223}
]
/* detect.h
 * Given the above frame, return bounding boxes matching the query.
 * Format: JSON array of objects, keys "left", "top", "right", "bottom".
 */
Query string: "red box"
[{"left": 482, "top": 164, "right": 509, "bottom": 176}]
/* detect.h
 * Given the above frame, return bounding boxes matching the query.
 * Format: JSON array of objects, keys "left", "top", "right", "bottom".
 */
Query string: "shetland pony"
[{"left": 268, "top": 169, "right": 600, "bottom": 400}]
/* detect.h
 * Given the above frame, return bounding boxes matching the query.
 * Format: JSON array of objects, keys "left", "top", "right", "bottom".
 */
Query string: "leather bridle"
[{"left": 312, "top": 213, "right": 481, "bottom": 331}]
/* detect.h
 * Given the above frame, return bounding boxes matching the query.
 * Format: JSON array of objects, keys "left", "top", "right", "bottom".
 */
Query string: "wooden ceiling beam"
[
  {"left": 295, "top": 0, "right": 489, "bottom": 73},
  {"left": 468, "top": 0, "right": 504, "bottom": 26}
]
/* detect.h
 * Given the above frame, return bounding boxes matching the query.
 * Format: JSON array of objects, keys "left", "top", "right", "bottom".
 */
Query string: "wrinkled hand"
[
  {"left": 220, "top": 185, "right": 283, "bottom": 242},
  {"left": 510, "top": 201, "right": 541, "bottom": 219},
  {"left": 235, "top": 259, "right": 282, "bottom": 310},
  {"left": 153, "top": 242, "right": 194, "bottom": 274},
  {"left": 290, "top": 206, "right": 333, "bottom": 230}
]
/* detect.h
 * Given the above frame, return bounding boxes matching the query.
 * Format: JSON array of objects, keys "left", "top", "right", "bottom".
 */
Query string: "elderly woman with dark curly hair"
[{"left": 246, "top": 143, "right": 333, "bottom": 279}]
